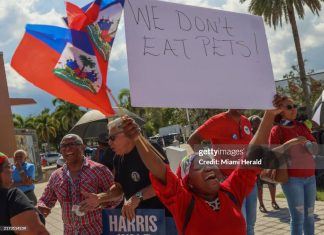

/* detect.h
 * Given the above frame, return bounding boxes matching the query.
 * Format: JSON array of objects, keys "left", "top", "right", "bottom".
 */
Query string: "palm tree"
[
  {"left": 52, "top": 98, "right": 84, "bottom": 131},
  {"left": 13, "top": 114, "right": 35, "bottom": 129},
  {"left": 79, "top": 55, "right": 96, "bottom": 73},
  {"left": 35, "top": 109, "right": 60, "bottom": 149},
  {"left": 240, "top": 0, "right": 323, "bottom": 118},
  {"left": 13, "top": 114, "right": 26, "bottom": 128}
]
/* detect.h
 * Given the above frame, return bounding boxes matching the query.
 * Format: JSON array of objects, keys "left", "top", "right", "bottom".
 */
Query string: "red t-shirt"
[
  {"left": 269, "top": 122, "right": 316, "bottom": 177},
  {"left": 198, "top": 112, "right": 253, "bottom": 145},
  {"left": 197, "top": 112, "right": 253, "bottom": 175},
  {"left": 150, "top": 165, "right": 259, "bottom": 235}
]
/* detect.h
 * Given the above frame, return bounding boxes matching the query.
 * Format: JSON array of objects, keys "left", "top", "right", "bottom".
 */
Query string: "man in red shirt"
[{"left": 188, "top": 109, "right": 257, "bottom": 235}]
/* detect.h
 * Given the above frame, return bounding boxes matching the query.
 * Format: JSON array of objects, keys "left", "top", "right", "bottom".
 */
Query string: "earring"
[{"left": 188, "top": 184, "right": 193, "bottom": 189}]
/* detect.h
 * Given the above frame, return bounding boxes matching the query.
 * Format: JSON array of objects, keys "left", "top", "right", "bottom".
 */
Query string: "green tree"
[
  {"left": 279, "top": 63, "right": 323, "bottom": 105},
  {"left": 35, "top": 109, "right": 60, "bottom": 149},
  {"left": 240, "top": 0, "right": 324, "bottom": 118},
  {"left": 79, "top": 55, "right": 96, "bottom": 73},
  {"left": 13, "top": 114, "right": 35, "bottom": 129},
  {"left": 52, "top": 98, "right": 84, "bottom": 131}
]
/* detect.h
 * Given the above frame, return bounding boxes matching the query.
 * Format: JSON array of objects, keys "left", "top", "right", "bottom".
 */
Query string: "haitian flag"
[{"left": 11, "top": 0, "right": 124, "bottom": 115}]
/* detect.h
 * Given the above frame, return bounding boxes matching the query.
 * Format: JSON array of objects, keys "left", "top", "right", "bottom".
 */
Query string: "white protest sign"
[{"left": 124, "top": 0, "right": 276, "bottom": 109}]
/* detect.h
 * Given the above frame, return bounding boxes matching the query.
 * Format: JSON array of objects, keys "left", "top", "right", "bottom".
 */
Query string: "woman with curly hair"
[{"left": 269, "top": 95, "right": 318, "bottom": 235}]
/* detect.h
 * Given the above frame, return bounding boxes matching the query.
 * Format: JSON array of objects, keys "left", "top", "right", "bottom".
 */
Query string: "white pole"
[{"left": 186, "top": 108, "right": 190, "bottom": 127}]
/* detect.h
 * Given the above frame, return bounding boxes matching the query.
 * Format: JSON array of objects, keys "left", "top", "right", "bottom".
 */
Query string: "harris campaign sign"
[{"left": 102, "top": 209, "right": 177, "bottom": 235}]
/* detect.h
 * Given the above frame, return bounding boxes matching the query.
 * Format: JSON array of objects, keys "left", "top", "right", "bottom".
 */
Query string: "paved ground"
[{"left": 35, "top": 182, "right": 324, "bottom": 235}]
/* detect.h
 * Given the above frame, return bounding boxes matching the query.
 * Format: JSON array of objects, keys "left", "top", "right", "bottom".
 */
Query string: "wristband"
[{"left": 135, "top": 191, "right": 144, "bottom": 202}]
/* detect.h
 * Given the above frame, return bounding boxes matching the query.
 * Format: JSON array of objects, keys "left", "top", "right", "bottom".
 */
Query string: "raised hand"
[{"left": 121, "top": 116, "right": 141, "bottom": 142}]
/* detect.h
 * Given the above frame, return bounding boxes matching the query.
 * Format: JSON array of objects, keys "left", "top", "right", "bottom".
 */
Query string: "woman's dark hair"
[{"left": 273, "top": 95, "right": 292, "bottom": 124}]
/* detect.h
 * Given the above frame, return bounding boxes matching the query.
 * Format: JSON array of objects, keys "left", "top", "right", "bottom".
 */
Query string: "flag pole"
[{"left": 106, "top": 88, "right": 166, "bottom": 160}]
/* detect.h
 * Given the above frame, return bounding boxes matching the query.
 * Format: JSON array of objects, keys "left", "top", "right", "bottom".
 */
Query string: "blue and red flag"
[{"left": 11, "top": 0, "right": 124, "bottom": 115}]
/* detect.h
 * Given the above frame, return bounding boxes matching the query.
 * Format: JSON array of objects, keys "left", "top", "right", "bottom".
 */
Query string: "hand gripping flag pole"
[{"left": 106, "top": 88, "right": 166, "bottom": 160}]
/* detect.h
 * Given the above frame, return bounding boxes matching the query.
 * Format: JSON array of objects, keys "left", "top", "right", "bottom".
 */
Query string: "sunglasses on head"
[
  {"left": 108, "top": 131, "right": 124, "bottom": 142},
  {"left": 285, "top": 104, "right": 298, "bottom": 110}
]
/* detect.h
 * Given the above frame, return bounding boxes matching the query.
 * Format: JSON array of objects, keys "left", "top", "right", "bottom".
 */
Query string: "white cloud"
[
  {"left": 301, "top": 11, "right": 324, "bottom": 50},
  {"left": 171, "top": 0, "right": 211, "bottom": 8},
  {"left": 5, "top": 63, "right": 27, "bottom": 90},
  {"left": 110, "top": 15, "right": 127, "bottom": 61},
  {"left": 2, "top": 0, "right": 324, "bottom": 116},
  {"left": 109, "top": 66, "right": 117, "bottom": 72},
  {"left": 0, "top": 1, "right": 64, "bottom": 47}
]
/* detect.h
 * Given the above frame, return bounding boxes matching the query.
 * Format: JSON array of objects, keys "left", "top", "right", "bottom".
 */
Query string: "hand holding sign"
[
  {"left": 121, "top": 195, "right": 141, "bottom": 221},
  {"left": 121, "top": 116, "right": 141, "bottom": 142}
]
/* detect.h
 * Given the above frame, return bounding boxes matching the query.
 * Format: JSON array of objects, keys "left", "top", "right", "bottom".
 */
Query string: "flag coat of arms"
[{"left": 11, "top": 0, "right": 124, "bottom": 115}]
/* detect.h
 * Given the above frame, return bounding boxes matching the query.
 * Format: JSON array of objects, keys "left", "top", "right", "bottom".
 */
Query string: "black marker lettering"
[
  {"left": 221, "top": 39, "right": 235, "bottom": 55},
  {"left": 212, "top": 38, "right": 225, "bottom": 56},
  {"left": 176, "top": 10, "right": 192, "bottom": 31},
  {"left": 236, "top": 41, "right": 251, "bottom": 57},
  {"left": 223, "top": 16, "right": 234, "bottom": 37},
  {"left": 174, "top": 39, "right": 191, "bottom": 59},
  {"left": 254, "top": 32, "right": 259, "bottom": 54},
  {"left": 127, "top": 0, "right": 151, "bottom": 30},
  {"left": 206, "top": 18, "right": 219, "bottom": 33},
  {"left": 151, "top": 5, "right": 164, "bottom": 30},
  {"left": 164, "top": 39, "right": 178, "bottom": 56},
  {"left": 143, "top": 36, "right": 160, "bottom": 56},
  {"left": 194, "top": 16, "right": 206, "bottom": 32},
  {"left": 195, "top": 36, "right": 210, "bottom": 56}
]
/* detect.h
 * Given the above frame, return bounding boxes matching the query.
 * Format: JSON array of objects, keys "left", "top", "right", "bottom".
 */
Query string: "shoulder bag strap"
[{"left": 182, "top": 196, "right": 195, "bottom": 235}]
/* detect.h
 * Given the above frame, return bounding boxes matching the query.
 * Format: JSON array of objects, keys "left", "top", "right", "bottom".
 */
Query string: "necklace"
[
  {"left": 205, "top": 197, "right": 220, "bottom": 211},
  {"left": 280, "top": 119, "right": 294, "bottom": 126}
]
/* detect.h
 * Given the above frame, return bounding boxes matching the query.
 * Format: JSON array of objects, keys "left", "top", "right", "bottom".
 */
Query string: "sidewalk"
[
  {"left": 255, "top": 185, "right": 324, "bottom": 235},
  {"left": 35, "top": 182, "right": 63, "bottom": 234},
  {"left": 35, "top": 182, "right": 324, "bottom": 235}
]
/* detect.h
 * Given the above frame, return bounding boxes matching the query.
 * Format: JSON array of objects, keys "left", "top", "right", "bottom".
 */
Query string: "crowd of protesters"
[{"left": 0, "top": 94, "right": 321, "bottom": 235}]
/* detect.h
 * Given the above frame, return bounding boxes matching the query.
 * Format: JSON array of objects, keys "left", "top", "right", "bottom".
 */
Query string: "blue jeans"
[
  {"left": 281, "top": 176, "right": 316, "bottom": 235},
  {"left": 242, "top": 183, "right": 257, "bottom": 235}
]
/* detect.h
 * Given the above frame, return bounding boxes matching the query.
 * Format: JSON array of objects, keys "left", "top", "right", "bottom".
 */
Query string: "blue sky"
[{"left": 1, "top": 0, "right": 324, "bottom": 116}]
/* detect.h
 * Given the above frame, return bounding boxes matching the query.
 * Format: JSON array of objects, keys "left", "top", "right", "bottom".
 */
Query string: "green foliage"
[
  {"left": 13, "top": 99, "right": 84, "bottom": 151},
  {"left": 117, "top": 88, "right": 226, "bottom": 136},
  {"left": 276, "top": 62, "right": 323, "bottom": 106},
  {"left": 240, "top": 0, "right": 324, "bottom": 118}
]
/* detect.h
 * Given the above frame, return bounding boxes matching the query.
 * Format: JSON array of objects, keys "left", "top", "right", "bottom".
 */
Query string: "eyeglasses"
[
  {"left": 285, "top": 104, "right": 298, "bottom": 110},
  {"left": 108, "top": 131, "right": 124, "bottom": 142},
  {"left": 60, "top": 142, "right": 82, "bottom": 149}
]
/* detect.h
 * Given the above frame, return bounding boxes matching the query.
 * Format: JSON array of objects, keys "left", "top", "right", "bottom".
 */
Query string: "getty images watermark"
[
  {"left": 197, "top": 147, "right": 262, "bottom": 167},
  {"left": 198, "top": 157, "right": 262, "bottom": 166}
]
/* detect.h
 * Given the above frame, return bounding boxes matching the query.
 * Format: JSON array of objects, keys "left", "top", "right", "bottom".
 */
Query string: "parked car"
[{"left": 44, "top": 152, "right": 61, "bottom": 166}]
